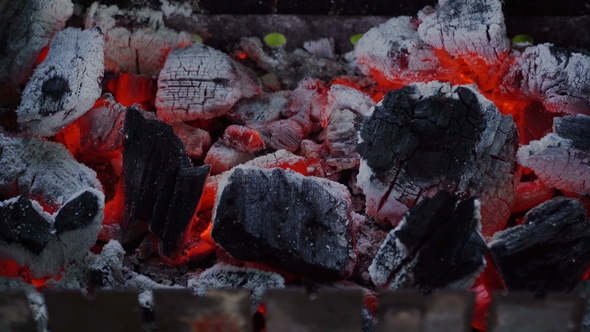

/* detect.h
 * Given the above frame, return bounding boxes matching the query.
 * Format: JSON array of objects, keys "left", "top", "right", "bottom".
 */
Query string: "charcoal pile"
[{"left": 1, "top": 0, "right": 590, "bottom": 331}]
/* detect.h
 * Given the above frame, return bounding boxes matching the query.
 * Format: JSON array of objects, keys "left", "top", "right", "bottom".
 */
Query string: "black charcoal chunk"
[
  {"left": 0, "top": 195, "right": 52, "bottom": 254},
  {"left": 554, "top": 114, "right": 590, "bottom": 150},
  {"left": 356, "top": 81, "right": 518, "bottom": 236},
  {"left": 54, "top": 191, "right": 101, "bottom": 235},
  {"left": 212, "top": 166, "right": 356, "bottom": 281},
  {"left": 122, "top": 108, "right": 210, "bottom": 259},
  {"left": 369, "top": 191, "right": 487, "bottom": 293},
  {"left": 489, "top": 197, "right": 590, "bottom": 293}
]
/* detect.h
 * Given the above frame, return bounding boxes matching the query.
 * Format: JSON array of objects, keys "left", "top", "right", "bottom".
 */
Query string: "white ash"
[
  {"left": 84, "top": 2, "right": 191, "bottom": 77},
  {"left": 368, "top": 230, "right": 406, "bottom": 287},
  {"left": 188, "top": 263, "right": 285, "bottom": 312},
  {"left": 204, "top": 141, "right": 256, "bottom": 175},
  {"left": 77, "top": 94, "right": 127, "bottom": 152},
  {"left": 0, "top": 0, "right": 73, "bottom": 85},
  {"left": 254, "top": 119, "right": 306, "bottom": 152},
  {"left": 303, "top": 37, "right": 336, "bottom": 59},
  {"left": 243, "top": 149, "right": 306, "bottom": 170},
  {"left": 0, "top": 134, "right": 101, "bottom": 207},
  {"left": 156, "top": 43, "right": 261, "bottom": 122},
  {"left": 324, "top": 109, "right": 361, "bottom": 172},
  {"left": 16, "top": 27, "right": 104, "bottom": 137},
  {"left": 352, "top": 216, "right": 388, "bottom": 285},
  {"left": 226, "top": 91, "right": 291, "bottom": 125},
  {"left": 171, "top": 122, "right": 212, "bottom": 159},
  {"left": 417, "top": 0, "right": 510, "bottom": 65},
  {"left": 288, "top": 77, "right": 328, "bottom": 124},
  {"left": 499, "top": 44, "right": 590, "bottom": 115},
  {"left": 322, "top": 84, "right": 375, "bottom": 126},
  {"left": 160, "top": 0, "right": 193, "bottom": 18}
]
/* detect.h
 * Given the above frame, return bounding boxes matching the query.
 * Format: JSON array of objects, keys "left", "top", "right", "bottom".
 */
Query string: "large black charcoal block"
[
  {"left": 489, "top": 197, "right": 590, "bottom": 293},
  {"left": 212, "top": 166, "right": 356, "bottom": 281},
  {"left": 122, "top": 108, "right": 210, "bottom": 259}
]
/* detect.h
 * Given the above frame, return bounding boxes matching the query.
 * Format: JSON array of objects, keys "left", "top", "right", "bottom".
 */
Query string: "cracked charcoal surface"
[
  {"left": 16, "top": 27, "right": 104, "bottom": 137},
  {"left": 324, "top": 109, "right": 361, "bottom": 172},
  {"left": 356, "top": 81, "right": 518, "bottom": 235},
  {"left": 369, "top": 191, "right": 487, "bottom": 293},
  {"left": 500, "top": 44, "right": 590, "bottom": 115},
  {"left": 122, "top": 108, "right": 210, "bottom": 258},
  {"left": 489, "top": 197, "right": 590, "bottom": 293},
  {"left": 156, "top": 43, "right": 261, "bottom": 123},
  {"left": 417, "top": 0, "right": 510, "bottom": 65},
  {"left": 518, "top": 114, "right": 590, "bottom": 195},
  {"left": 212, "top": 166, "right": 356, "bottom": 281}
]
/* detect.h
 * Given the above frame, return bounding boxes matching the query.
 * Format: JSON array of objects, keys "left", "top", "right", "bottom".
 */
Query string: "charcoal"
[
  {"left": 242, "top": 149, "right": 307, "bottom": 173},
  {"left": 122, "top": 108, "right": 210, "bottom": 259},
  {"left": 16, "top": 27, "right": 105, "bottom": 137},
  {"left": 187, "top": 263, "right": 285, "bottom": 311},
  {"left": 500, "top": 44, "right": 590, "bottom": 115},
  {"left": 417, "top": 0, "right": 510, "bottom": 65},
  {"left": 323, "top": 84, "right": 375, "bottom": 126},
  {"left": 156, "top": 43, "right": 261, "bottom": 123},
  {"left": 369, "top": 191, "right": 487, "bottom": 293},
  {"left": 255, "top": 119, "right": 305, "bottom": 152},
  {"left": 225, "top": 91, "right": 290, "bottom": 125},
  {"left": 84, "top": 2, "right": 191, "bottom": 77},
  {"left": 352, "top": 216, "right": 388, "bottom": 285},
  {"left": 303, "top": 37, "right": 335, "bottom": 59},
  {"left": 204, "top": 141, "right": 256, "bottom": 175},
  {"left": 0, "top": 195, "right": 53, "bottom": 255},
  {"left": 222, "top": 125, "right": 265, "bottom": 153},
  {"left": 77, "top": 94, "right": 127, "bottom": 152},
  {"left": 513, "top": 181, "right": 555, "bottom": 214},
  {"left": 489, "top": 197, "right": 590, "bottom": 293},
  {"left": 211, "top": 166, "right": 356, "bottom": 281},
  {"left": 518, "top": 114, "right": 590, "bottom": 195},
  {"left": 0, "top": 0, "right": 73, "bottom": 85},
  {"left": 356, "top": 81, "right": 518, "bottom": 235},
  {"left": 287, "top": 77, "right": 328, "bottom": 124},
  {"left": 353, "top": 17, "right": 439, "bottom": 85},
  {"left": 171, "top": 122, "right": 212, "bottom": 159},
  {"left": 324, "top": 109, "right": 361, "bottom": 172}
]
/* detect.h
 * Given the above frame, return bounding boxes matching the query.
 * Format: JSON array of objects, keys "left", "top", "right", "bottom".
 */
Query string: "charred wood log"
[
  {"left": 489, "top": 197, "right": 590, "bottom": 293},
  {"left": 369, "top": 191, "right": 487, "bottom": 293},
  {"left": 16, "top": 27, "right": 104, "bottom": 137},
  {"left": 356, "top": 81, "right": 518, "bottom": 235},
  {"left": 122, "top": 108, "right": 210, "bottom": 259},
  {"left": 211, "top": 166, "right": 356, "bottom": 281},
  {"left": 517, "top": 114, "right": 590, "bottom": 195}
]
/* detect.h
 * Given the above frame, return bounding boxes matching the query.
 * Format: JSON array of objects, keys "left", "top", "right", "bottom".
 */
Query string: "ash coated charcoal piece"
[
  {"left": 324, "top": 109, "right": 361, "bottom": 172},
  {"left": 77, "top": 94, "right": 127, "bottom": 152},
  {"left": 518, "top": 115, "right": 590, "bottom": 195},
  {"left": 156, "top": 43, "right": 261, "bottom": 123},
  {"left": 369, "top": 191, "right": 487, "bottom": 293},
  {"left": 500, "top": 44, "right": 590, "bottom": 115},
  {"left": 255, "top": 119, "right": 305, "bottom": 152},
  {"left": 225, "top": 91, "right": 290, "bottom": 125},
  {"left": 85, "top": 2, "right": 191, "bottom": 77},
  {"left": 417, "top": 0, "right": 510, "bottom": 65},
  {"left": 16, "top": 27, "right": 104, "bottom": 137},
  {"left": 322, "top": 84, "right": 375, "bottom": 126},
  {"left": 212, "top": 166, "right": 356, "bottom": 281},
  {"left": 122, "top": 108, "right": 210, "bottom": 258},
  {"left": 0, "top": 189, "right": 104, "bottom": 278},
  {"left": 171, "top": 122, "right": 212, "bottom": 159},
  {"left": 303, "top": 37, "right": 335, "bottom": 59},
  {"left": 0, "top": 0, "right": 73, "bottom": 85},
  {"left": 204, "top": 141, "right": 256, "bottom": 175},
  {"left": 354, "top": 16, "right": 439, "bottom": 86},
  {"left": 356, "top": 81, "right": 518, "bottom": 235},
  {"left": 188, "top": 263, "right": 285, "bottom": 311},
  {"left": 489, "top": 197, "right": 590, "bottom": 293}
]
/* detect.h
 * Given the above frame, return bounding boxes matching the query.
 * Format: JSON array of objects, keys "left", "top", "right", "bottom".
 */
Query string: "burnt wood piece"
[
  {"left": 77, "top": 93, "right": 127, "bottom": 152},
  {"left": 212, "top": 166, "right": 356, "bottom": 281},
  {"left": 203, "top": 141, "right": 256, "bottom": 175},
  {"left": 517, "top": 114, "right": 590, "bottom": 195},
  {"left": 489, "top": 197, "right": 590, "bottom": 293},
  {"left": 500, "top": 44, "right": 590, "bottom": 115},
  {"left": 369, "top": 191, "right": 487, "bottom": 293},
  {"left": 122, "top": 108, "right": 210, "bottom": 258},
  {"left": 225, "top": 91, "right": 290, "bottom": 126},
  {"left": 171, "top": 122, "right": 211, "bottom": 159},
  {"left": 356, "top": 81, "right": 518, "bottom": 235},
  {"left": 0, "top": 0, "right": 73, "bottom": 85},
  {"left": 0, "top": 196, "right": 53, "bottom": 255},
  {"left": 187, "top": 263, "right": 285, "bottom": 311},
  {"left": 16, "top": 27, "right": 104, "bottom": 137},
  {"left": 156, "top": 43, "right": 261, "bottom": 123}
]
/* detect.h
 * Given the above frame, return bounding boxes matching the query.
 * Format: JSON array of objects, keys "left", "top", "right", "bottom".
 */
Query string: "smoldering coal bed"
[{"left": 1, "top": 0, "right": 590, "bottom": 331}]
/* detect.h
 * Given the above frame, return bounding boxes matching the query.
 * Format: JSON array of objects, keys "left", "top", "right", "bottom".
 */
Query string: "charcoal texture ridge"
[
  {"left": 211, "top": 166, "right": 356, "bottom": 281},
  {"left": 356, "top": 81, "right": 518, "bottom": 235}
]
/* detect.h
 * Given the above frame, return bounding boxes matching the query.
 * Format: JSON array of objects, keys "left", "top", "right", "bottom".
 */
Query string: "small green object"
[
  {"left": 512, "top": 34, "right": 534, "bottom": 45},
  {"left": 264, "top": 32, "right": 287, "bottom": 47},
  {"left": 350, "top": 33, "right": 364, "bottom": 45},
  {"left": 191, "top": 34, "right": 203, "bottom": 44}
]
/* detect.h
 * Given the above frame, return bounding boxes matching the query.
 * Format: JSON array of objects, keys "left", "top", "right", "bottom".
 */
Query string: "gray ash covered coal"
[
  {"left": 489, "top": 197, "right": 590, "bottom": 293},
  {"left": 211, "top": 166, "right": 356, "bottom": 281}
]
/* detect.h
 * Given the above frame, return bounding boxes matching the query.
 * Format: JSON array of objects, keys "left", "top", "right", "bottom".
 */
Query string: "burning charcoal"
[
  {"left": 300, "top": 140, "right": 334, "bottom": 178},
  {"left": 0, "top": 189, "right": 104, "bottom": 278},
  {"left": 322, "top": 84, "right": 375, "bottom": 127},
  {"left": 303, "top": 37, "right": 335, "bottom": 59},
  {"left": 204, "top": 141, "right": 256, "bottom": 175},
  {"left": 352, "top": 215, "right": 388, "bottom": 285},
  {"left": 369, "top": 191, "right": 487, "bottom": 293},
  {"left": 16, "top": 27, "right": 105, "bottom": 137},
  {"left": 188, "top": 263, "right": 285, "bottom": 311},
  {"left": 156, "top": 43, "right": 261, "bottom": 123},
  {"left": 517, "top": 114, "right": 590, "bottom": 195},
  {"left": 242, "top": 150, "right": 308, "bottom": 174},
  {"left": 353, "top": 17, "right": 439, "bottom": 86},
  {"left": 255, "top": 119, "right": 305, "bottom": 152},
  {"left": 225, "top": 91, "right": 290, "bottom": 125},
  {"left": 222, "top": 125, "right": 265, "bottom": 153},
  {"left": 171, "top": 122, "right": 212, "bottom": 159},
  {"left": 513, "top": 181, "right": 555, "bottom": 214},
  {"left": 356, "top": 81, "right": 519, "bottom": 235},
  {"left": 499, "top": 44, "right": 590, "bottom": 115},
  {"left": 417, "top": 0, "right": 510, "bottom": 65},
  {"left": 84, "top": 2, "right": 191, "bottom": 77},
  {"left": 122, "top": 108, "right": 210, "bottom": 259},
  {"left": 324, "top": 109, "right": 361, "bottom": 172},
  {"left": 0, "top": 0, "right": 73, "bottom": 85},
  {"left": 211, "top": 166, "right": 357, "bottom": 281},
  {"left": 489, "top": 197, "right": 590, "bottom": 293},
  {"left": 77, "top": 94, "right": 127, "bottom": 152},
  {"left": 287, "top": 77, "right": 328, "bottom": 125}
]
